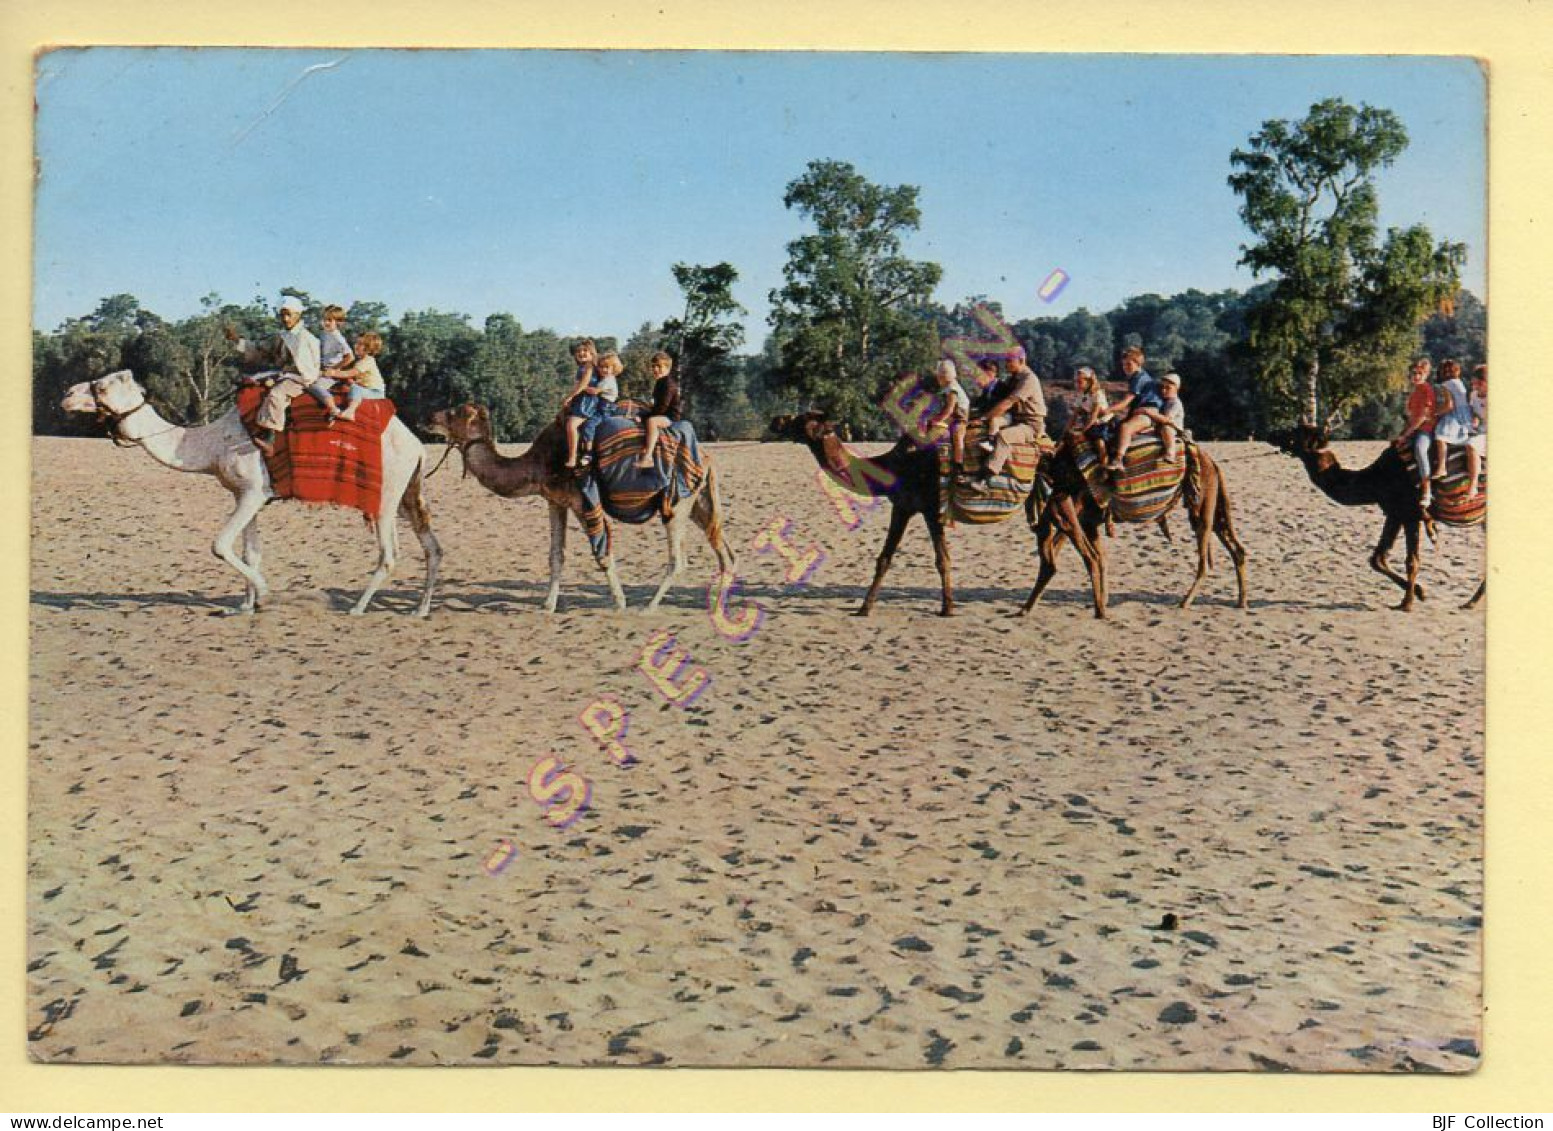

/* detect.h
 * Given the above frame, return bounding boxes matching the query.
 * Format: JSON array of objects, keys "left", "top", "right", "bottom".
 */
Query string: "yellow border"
[{"left": 6, "top": 0, "right": 1549, "bottom": 1113}]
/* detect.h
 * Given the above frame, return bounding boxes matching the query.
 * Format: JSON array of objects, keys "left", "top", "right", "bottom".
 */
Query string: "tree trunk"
[{"left": 1304, "top": 354, "right": 1320, "bottom": 425}]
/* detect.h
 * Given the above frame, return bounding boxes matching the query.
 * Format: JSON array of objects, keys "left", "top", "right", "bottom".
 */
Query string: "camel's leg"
[
  {"left": 603, "top": 556, "right": 627, "bottom": 611},
  {"left": 1179, "top": 494, "right": 1214, "bottom": 610},
  {"left": 236, "top": 519, "right": 263, "bottom": 614},
  {"left": 646, "top": 510, "right": 689, "bottom": 613},
  {"left": 1019, "top": 512, "right": 1067, "bottom": 614},
  {"left": 857, "top": 506, "right": 910, "bottom": 617},
  {"left": 212, "top": 489, "right": 269, "bottom": 610},
  {"left": 544, "top": 504, "right": 567, "bottom": 613},
  {"left": 1030, "top": 497, "right": 1106, "bottom": 618},
  {"left": 691, "top": 465, "right": 737, "bottom": 575},
  {"left": 1157, "top": 513, "right": 1173, "bottom": 543},
  {"left": 1464, "top": 578, "right": 1485, "bottom": 610},
  {"left": 1082, "top": 511, "right": 1109, "bottom": 616},
  {"left": 1214, "top": 482, "right": 1249, "bottom": 609},
  {"left": 350, "top": 513, "right": 400, "bottom": 616},
  {"left": 923, "top": 508, "right": 955, "bottom": 616},
  {"left": 1398, "top": 520, "right": 1422, "bottom": 612},
  {"left": 399, "top": 468, "right": 441, "bottom": 618},
  {"left": 1370, "top": 516, "right": 1427, "bottom": 601}
]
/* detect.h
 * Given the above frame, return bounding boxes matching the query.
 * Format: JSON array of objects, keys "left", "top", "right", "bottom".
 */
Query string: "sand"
[{"left": 27, "top": 434, "right": 1485, "bottom": 1070}]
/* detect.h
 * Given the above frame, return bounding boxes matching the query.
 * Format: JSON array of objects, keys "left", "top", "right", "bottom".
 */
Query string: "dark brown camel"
[
  {"left": 1270, "top": 423, "right": 1484, "bottom": 611},
  {"left": 1020, "top": 437, "right": 1249, "bottom": 618},
  {"left": 769, "top": 412, "right": 957, "bottom": 615}
]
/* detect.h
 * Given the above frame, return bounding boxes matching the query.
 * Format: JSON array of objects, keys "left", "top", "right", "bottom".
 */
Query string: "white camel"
[{"left": 61, "top": 370, "right": 441, "bottom": 616}]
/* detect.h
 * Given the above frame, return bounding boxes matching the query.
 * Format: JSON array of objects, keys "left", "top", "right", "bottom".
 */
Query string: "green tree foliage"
[
  {"left": 1229, "top": 98, "right": 1465, "bottom": 426},
  {"left": 769, "top": 160, "right": 943, "bottom": 437},
  {"left": 661, "top": 262, "right": 748, "bottom": 434}
]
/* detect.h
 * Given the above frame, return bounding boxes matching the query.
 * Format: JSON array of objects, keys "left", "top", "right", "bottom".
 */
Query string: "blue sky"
[{"left": 33, "top": 49, "right": 1486, "bottom": 344}]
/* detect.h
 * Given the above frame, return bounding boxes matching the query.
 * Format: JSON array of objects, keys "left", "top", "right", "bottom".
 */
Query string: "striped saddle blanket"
[
  {"left": 575, "top": 415, "right": 708, "bottom": 561},
  {"left": 236, "top": 384, "right": 392, "bottom": 516},
  {"left": 940, "top": 420, "right": 1048, "bottom": 525},
  {"left": 1400, "top": 445, "right": 1487, "bottom": 526},
  {"left": 1072, "top": 430, "right": 1186, "bottom": 523}
]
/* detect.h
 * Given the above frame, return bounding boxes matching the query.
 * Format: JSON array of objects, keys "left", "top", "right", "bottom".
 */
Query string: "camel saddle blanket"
[
  {"left": 940, "top": 419, "right": 1050, "bottom": 526},
  {"left": 575, "top": 416, "right": 708, "bottom": 561},
  {"left": 1400, "top": 445, "right": 1487, "bottom": 526},
  {"left": 1072, "top": 430, "right": 1186, "bottom": 523},
  {"left": 236, "top": 386, "right": 393, "bottom": 516}
]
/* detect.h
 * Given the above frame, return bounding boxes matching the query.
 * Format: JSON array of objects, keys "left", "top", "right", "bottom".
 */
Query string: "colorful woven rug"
[
  {"left": 574, "top": 415, "right": 709, "bottom": 561},
  {"left": 1071, "top": 430, "right": 1186, "bottom": 523},
  {"left": 1400, "top": 445, "right": 1487, "bottom": 526},
  {"left": 940, "top": 419, "right": 1047, "bottom": 525},
  {"left": 236, "top": 385, "right": 392, "bottom": 516}
]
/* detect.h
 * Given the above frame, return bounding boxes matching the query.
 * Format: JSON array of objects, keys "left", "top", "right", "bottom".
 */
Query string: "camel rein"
[
  {"left": 94, "top": 393, "right": 179, "bottom": 449},
  {"left": 425, "top": 440, "right": 459, "bottom": 480}
]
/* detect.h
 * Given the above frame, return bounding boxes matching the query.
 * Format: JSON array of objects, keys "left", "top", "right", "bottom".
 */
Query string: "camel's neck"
[
  {"left": 116, "top": 405, "right": 235, "bottom": 474},
  {"left": 1296, "top": 446, "right": 1380, "bottom": 507},
  {"left": 461, "top": 438, "right": 554, "bottom": 499},
  {"left": 806, "top": 433, "right": 912, "bottom": 498}
]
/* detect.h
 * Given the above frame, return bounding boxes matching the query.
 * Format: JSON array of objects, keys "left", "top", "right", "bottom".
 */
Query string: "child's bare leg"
[
  {"left": 636, "top": 417, "right": 662, "bottom": 469},
  {"left": 1431, "top": 439, "right": 1447, "bottom": 479},
  {"left": 337, "top": 388, "right": 362, "bottom": 421},
  {"left": 1110, "top": 415, "right": 1146, "bottom": 468},
  {"left": 565, "top": 415, "right": 583, "bottom": 467},
  {"left": 1466, "top": 444, "right": 1482, "bottom": 497}
]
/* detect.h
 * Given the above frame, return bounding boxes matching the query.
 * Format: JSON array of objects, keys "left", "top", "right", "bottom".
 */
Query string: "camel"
[
  {"left": 1019, "top": 436, "right": 1248, "bottom": 618},
  {"left": 1271, "top": 423, "right": 1484, "bottom": 611},
  {"left": 426, "top": 404, "right": 735, "bottom": 612},
  {"left": 768, "top": 412, "right": 964, "bottom": 616},
  {"left": 60, "top": 369, "right": 441, "bottom": 616}
]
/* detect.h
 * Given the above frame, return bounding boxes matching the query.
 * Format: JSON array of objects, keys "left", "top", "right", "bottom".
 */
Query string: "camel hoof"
[
  {"left": 852, "top": 607, "right": 873, "bottom": 618},
  {"left": 349, "top": 607, "right": 367, "bottom": 617},
  {"left": 938, "top": 608, "right": 955, "bottom": 618}
]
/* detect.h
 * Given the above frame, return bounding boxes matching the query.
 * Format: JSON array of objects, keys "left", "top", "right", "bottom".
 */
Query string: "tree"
[
  {"left": 1228, "top": 98, "right": 1465, "bottom": 426},
  {"left": 769, "top": 160, "right": 943, "bottom": 437},
  {"left": 386, "top": 309, "right": 483, "bottom": 434},
  {"left": 661, "top": 262, "right": 747, "bottom": 430}
]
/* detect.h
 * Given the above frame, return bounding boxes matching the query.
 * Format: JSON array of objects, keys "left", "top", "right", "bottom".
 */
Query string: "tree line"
[{"left": 32, "top": 98, "right": 1481, "bottom": 444}]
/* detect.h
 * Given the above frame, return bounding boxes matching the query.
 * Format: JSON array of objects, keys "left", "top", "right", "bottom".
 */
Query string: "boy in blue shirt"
[{"left": 1106, "top": 346, "right": 1165, "bottom": 469}]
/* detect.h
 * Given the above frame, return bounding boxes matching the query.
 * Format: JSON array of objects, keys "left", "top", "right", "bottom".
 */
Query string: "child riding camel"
[
  {"left": 1105, "top": 346, "right": 1165, "bottom": 470},
  {"left": 562, "top": 339, "right": 622, "bottom": 471},
  {"left": 635, "top": 351, "right": 681, "bottom": 470}
]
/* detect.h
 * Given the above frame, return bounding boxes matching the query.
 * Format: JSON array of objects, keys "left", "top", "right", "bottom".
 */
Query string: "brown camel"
[
  {"left": 1270, "top": 423, "right": 1484, "bottom": 611},
  {"left": 428, "top": 404, "right": 734, "bottom": 612},
  {"left": 769, "top": 411, "right": 994, "bottom": 616},
  {"left": 1019, "top": 437, "right": 1249, "bottom": 618}
]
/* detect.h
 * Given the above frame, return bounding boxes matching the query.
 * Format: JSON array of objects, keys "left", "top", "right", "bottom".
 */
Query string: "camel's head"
[
  {"left": 61, "top": 369, "right": 143, "bottom": 418},
  {"left": 427, "top": 403, "right": 495, "bottom": 446},
  {"left": 768, "top": 411, "right": 834, "bottom": 445},
  {"left": 1268, "top": 423, "right": 1328, "bottom": 457}
]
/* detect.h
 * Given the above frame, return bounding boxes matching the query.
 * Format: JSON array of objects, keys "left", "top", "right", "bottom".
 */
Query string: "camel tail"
[
  {"left": 400, "top": 455, "right": 435, "bottom": 534},
  {"left": 696, "top": 460, "right": 735, "bottom": 570}
]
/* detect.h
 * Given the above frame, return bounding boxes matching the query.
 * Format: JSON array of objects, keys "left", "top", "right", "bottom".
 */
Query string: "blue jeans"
[
  {"left": 1411, "top": 431, "right": 1433, "bottom": 481},
  {"left": 574, "top": 396, "right": 620, "bottom": 450},
  {"left": 303, "top": 378, "right": 337, "bottom": 410},
  {"left": 348, "top": 385, "right": 386, "bottom": 404}
]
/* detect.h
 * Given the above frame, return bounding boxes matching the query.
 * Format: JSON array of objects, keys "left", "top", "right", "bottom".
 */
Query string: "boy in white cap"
[
  {"left": 1154, "top": 371, "right": 1186, "bottom": 461},
  {"left": 224, "top": 296, "right": 335, "bottom": 455}
]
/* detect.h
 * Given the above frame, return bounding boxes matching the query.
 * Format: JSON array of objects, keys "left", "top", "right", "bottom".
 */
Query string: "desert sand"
[{"left": 28, "top": 433, "right": 1484, "bottom": 1070}]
